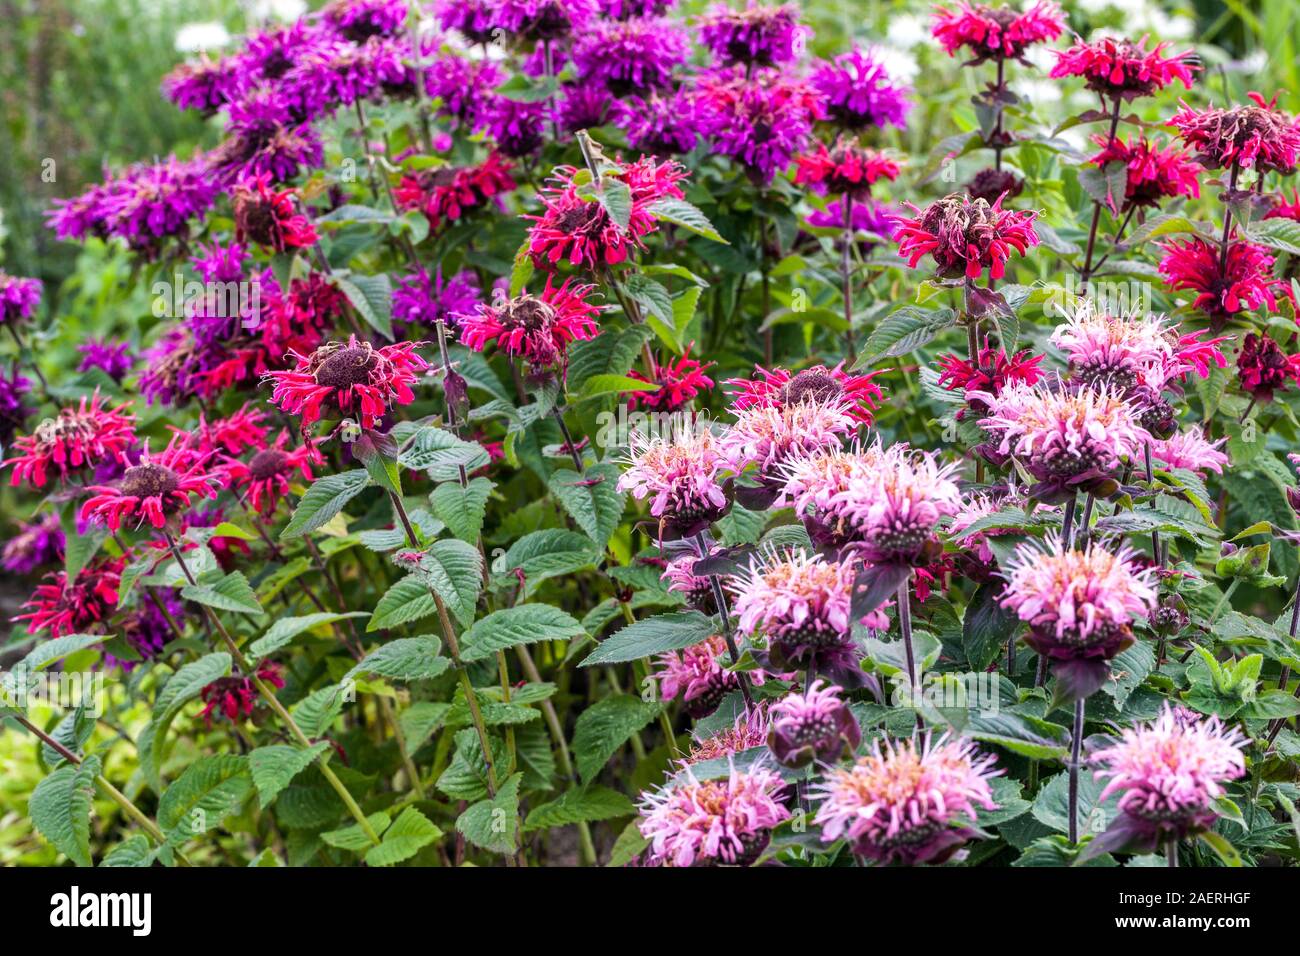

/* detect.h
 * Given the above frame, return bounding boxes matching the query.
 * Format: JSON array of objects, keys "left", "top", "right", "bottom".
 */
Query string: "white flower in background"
[
  {"left": 1021, "top": 44, "right": 1056, "bottom": 72},
  {"left": 244, "top": 0, "right": 308, "bottom": 21},
  {"left": 874, "top": 45, "right": 919, "bottom": 84},
  {"left": 885, "top": 13, "right": 929, "bottom": 50},
  {"left": 1011, "top": 78, "right": 1062, "bottom": 104},
  {"left": 174, "top": 21, "right": 231, "bottom": 53}
]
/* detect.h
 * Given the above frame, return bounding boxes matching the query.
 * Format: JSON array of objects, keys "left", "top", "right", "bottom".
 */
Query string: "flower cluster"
[{"left": 894, "top": 193, "right": 1039, "bottom": 281}]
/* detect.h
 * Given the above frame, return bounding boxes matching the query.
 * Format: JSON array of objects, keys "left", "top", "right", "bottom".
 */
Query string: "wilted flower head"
[
  {"left": 966, "top": 167, "right": 1022, "bottom": 205},
  {"left": 1050, "top": 35, "right": 1197, "bottom": 101},
  {"left": 1169, "top": 92, "right": 1300, "bottom": 175},
  {"left": 5, "top": 392, "right": 136, "bottom": 489},
  {"left": 767, "top": 679, "right": 861, "bottom": 768},
  {"left": 15, "top": 557, "right": 124, "bottom": 638},
  {"left": 721, "top": 398, "right": 855, "bottom": 479},
  {"left": 626, "top": 346, "right": 715, "bottom": 412},
  {"left": 698, "top": 2, "right": 810, "bottom": 68},
  {"left": 1090, "top": 704, "right": 1246, "bottom": 849},
  {"left": 2, "top": 514, "right": 65, "bottom": 575},
  {"left": 795, "top": 137, "right": 901, "bottom": 197},
  {"left": 811, "top": 45, "right": 911, "bottom": 130},
  {"left": 571, "top": 17, "right": 689, "bottom": 94},
  {"left": 638, "top": 761, "right": 791, "bottom": 866},
  {"left": 815, "top": 732, "right": 1000, "bottom": 865},
  {"left": 80, "top": 436, "right": 218, "bottom": 531},
  {"left": 1148, "top": 427, "right": 1228, "bottom": 475},
  {"left": 456, "top": 276, "right": 601, "bottom": 377},
  {"left": 656, "top": 633, "right": 768, "bottom": 717},
  {"left": 727, "top": 363, "right": 885, "bottom": 425},
  {"left": 1089, "top": 135, "right": 1200, "bottom": 212},
  {"left": 1157, "top": 237, "right": 1282, "bottom": 325},
  {"left": 1236, "top": 332, "right": 1300, "bottom": 403},
  {"left": 266, "top": 335, "right": 427, "bottom": 430},
  {"left": 617, "top": 426, "right": 731, "bottom": 534},
  {"left": 0, "top": 272, "right": 43, "bottom": 326},
  {"left": 231, "top": 174, "right": 318, "bottom": 251},
  {"left": 931, "top": 1, "right": 1065, "bottom": 64},
  {"left": 894, "top": 193, "right": 1038, "bottom": 281}
]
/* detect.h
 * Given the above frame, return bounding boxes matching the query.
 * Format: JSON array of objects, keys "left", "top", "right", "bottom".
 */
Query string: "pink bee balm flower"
[
  {"left": 1088, "top": 135, "right": 1200, "bottom": 213},
  {"left": 617, "top": 427, "right": 731, "bottom": 534},
  {"left": 931, "top": 1, "right": 1065, "bottom": 64},
  {"left": 767, "top": 679, "right": 862, "bottom": 768},
  {"left": 1236, "top": 332, "right": 1300, "bottom": 403},
  {"left": 80, "top": 436, "right": 219, "bottom": 532},
  {"left": 638, "top": 761, "right": 791, "bottom": 866},
  {"left": 16, "top": 557, "right": 124, "bottom": 638},
  {"left": 721, "top": 399, "right": 855, "bottom": 478},
  {"left": 1049, "top": 35, "right": 1198, "bottom": 101},
  {"left": 660, "top": 553, "right": 718, "bottom": 614},
  {"left": 815, "top": 732, "right": 1001, "bottom": 865},
  {"left": 265, "top": 335, "right": 427, "bottom": 431},
  {"left": 779, "top": 443, "right": 886, "bottom": 550},
  {"left": 5, "top": 392, "right": 136, "bottom": 489},
  {"left": 1049, "top": 302, "right": 1194, "bottom": 392},
  {"left": 726, "top": 363, "right": 886, "bottom": 425},
  {"left": 687, "top": 704, "right": 771, "bottom": 763},
  {"left": 894, "top": 193, "right": 1038, "bottom": 281},
  {"left": 456, "top": 276, "right": 601, "bottom": 378},
  {"left": 1168, "top": 92, "right": 1300, "bottom": 175},
  {"left": 937, "top": 340, "right": 1043, "bottom": 417},
  {"left": 1158, "top": 237, "right": 1283, "bottom": 326},
  {"left": 1149, "top": 427, "right": 1228, "bottom": 475},
  {"left": 230, "top": 174, "right": 318, "bottom": 251},
  {"left": 655, "top": 633, "right": 770, "bottom": 718},
  {"left": 1089, "top": 704, "right": 1246, "bottom": 851}
]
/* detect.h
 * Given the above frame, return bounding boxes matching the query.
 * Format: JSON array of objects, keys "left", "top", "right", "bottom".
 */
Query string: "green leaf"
[
  {"left": 63, "top": 508, "right": 105, "bottom": 582},
  {"left": 366, "top": 807, "right": 442, "bottom": 867},
  {"left": 281, "top": 470, "right": 370, "bottom": 539},
  {"left": 181, "top": 570, "right": 263, "bottom": 615},
  {"left": 524, "top": 785, "right": 635, "bottom": 831},
  {"left": 494, "top": 529, "right": 601, "bottom": 596},
  {"left": 1032, "top": 768, "right": 1118, "bottom": 836},
  {"left": 963, "top": 581, "right": 1018, "bottom": 671},
  {"left": 100, "top": 835, "right": 155, "bottom": 868},
  {"left": 457, "top": 773, "right": 522, "bottom": 855},
  {"left": 648, "top": 197, "right": 726, "bottom": 242},
  {"left": 368, "top": 575, "right": 438, "bottom": 632},
  {"left": 249, "top": 743, "right": 330, "bottom": 809},
  {"left": 573, "top": 694, "right": 663, "bottom": 783},
  {"left": 429, "top": 476, "right": 494, "bottom": 543},
  {"left": 30, "top": 756, "right": 99, "bottom": 867},
  {"left": 965, "top": 711, "right": 1071, "bottom": 760},
  {"left": 400, "top": 701, "right": 451, "bottom": 747},
  {"left": 322, "top": 813, "right": 392, "bottom": 852},
  {"left": 579, "top": 374, "right": 659, "bottom": 398},
  {"left": 398, "top": 426, "right": 489, "bottom": 481},
  {"left": 863, "top": 306, "right": 958, "bottom": 359},
  {"left": 581, "top": 611, "right": 716, "bottom": 666},
  {"left": 547, "top": 463, "right": 626, "bottom": 548},
  {"left": 343, "top": 637, "right": 451, "bottom": 683},
  {"left": 398, "top": 538, "right": 483, "bottom": 627},
  {"left": 460, "top": 605, "right": 586, "bottom": 663},
  {"left": 292, "top": 684, "right": 349, "bottom": 738},
  {"left": 623, "top": 273, "right": 673, "bottom": 326},
  {"left": 1199, "top": 830, "right": 1242, "bottom": 867},
  {"left": 335, "top": 273, "right": 394, "bottom": 339},
  {"left": 249, "top": 612, "right": 370, "bottom": 658},
  {"left": 148, "top": 653, "right": 232, "bottom": 778},
  {"left": 157, "top": 755, "right": 253, "bottom": 845},
  {"left": 597, "top": 176, "right": 632, "bottom": 230}
]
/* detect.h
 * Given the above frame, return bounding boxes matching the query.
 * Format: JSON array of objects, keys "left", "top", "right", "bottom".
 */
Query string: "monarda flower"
[
  {"left": 1169, "top": 91, "right": 1300, "bottom": 176},
  {"left": 835, "top": 445, "right": 963, "bottom": 566},
  {"left": 1149, "top": 427, "right": 1228, "bottom": 475},
  {"left": 1001, "top": 535, "right": 1157, "bottom": 697},
  {"left": 720, "top": 399, "right": 855, "bottom": 489},
  {"left": 1049, "top": 303, "right": 1204, "bottom": 393},
  {"left": 109, "top": 589, "right": 184, "bottom": 672},
  {"left": 571, "top": 17, "right": 689, "bottom": 95},
  {"left": 553, "top": 84, "right": 614, "bottom": 135},
  {"left": 0, "top": 272, "right": 43, "bottom": 326},
  {"left": 495, "top": 0, "right": 595, "bottom": 41},
  {"left": 1086, "top": 704, "right": 1246, "bottom": 857},
  {"left": 457, "top": 277, "right": 601, "bottom": 378},
  {"left": 726, "top": 363, "right": 885, "bottom": 425},
  {"left": 1049, "top": 35, "right": 1197, "bottom": 101},
  {"left": 936, "top": 341, "right": 1043, "bottom": 416},
  {"left": 661, "top": 553, "right": 719, "bottom": 614},
  {"left": 208, "top": 88, "right": 325, "bottom": 184},
  {"left": 795, "top": 138, "right": 901, "bottom": 197},
  {"left": 222, "top": 432, "right": 321, "bottom": 516},
  {"left": 656, "top": 633, "right": 765, "bottom": 717},
  {"left": 0, "top": 369, "right": 31, "bottom": 446},
  {"left": 393, "top": 267, "right": 482, "bottom": 331},
  {"left": 617, "top": 427, "right": 731, "bottom": 536},
  {"left": 1157, "top": 237, "right": 1282, "bottom": 325},
  {"left": 974, "top": 381, "right": 1150, "bottom": 499},
  {"left": 626, "top": 347, "right": 715, "bottom": 412},
  {"left": 483, "top": 95, "right": 546, "bottom": 158},
  {"left": 767, "top": 679, "right": 861, "bottom": 768},
  {"left": 1236, "top": 332, "right": 1300, "bottom": 403},
  {"left": 15, "top": 557, "right": 124, "bottom": 638},
  {"left": 77, "top": 340, "right": 134, "bottom": 382},
  {"left": 323, "top": 0, "right": 408, "bottom": 42},
  {"left": 231, "top": 175, "right": 318, "bottom": 251},
  {"left": 805, "top": 199, "right": 899, "bottom": 251},
  {"left": 694, "top": 68, "right": 821, "bottom": 185},
  {"left": 811, "top": 45, "right": 911, "bottom": 131},
  {"left": 200, "top": 660, "right": 287, "bottom": 725},
  {"left": 611, "top": 89, "right": 700, "bottom": 156},
  {"left": 393, "top": 153, "right": 516, "bottom": 231},
  {"left": 189, "top": 404, "right": 271, "bottom": 457},
  {"left": 638, "top": 761, "right": 791, "bottom": 866},
  {"left": 80, "top": 436, "right": 218, "bottom": 532},
  {"left": 2, "top": 514, "right": 65, "bottom": 575},
  {"left": 779, "top": 443, "right": 885, "bottom": 551},
  {"left": 698, "top": 2, "right": 810, "bottom": 68},
  {"left": 434, "top": 0, "right": 500, "bottom": 43},
  {"left": 162, "top": 55, "right": 242, "bottom": 115},
  {"left": 815, "top": 733, "right": 1000, "bottom": 865},
  {"left": 894, "top": 193, "right": 1038, "bottom": 281},
  {"left": 966, "top": 167, "right": 1023, "bottom": 205},
  {"left": 1089, "top": 135, "right": 1200, "bottom": 212},
  {"left": 266, "top": 336, "right": 428, "bottom": 430},
  {"left": 931, "top": 1, "right": 1065, "bottom": 65},
  {"left": 687, "top": 705, "right": 770, "bottom": 763},
  {"left": 5, "top": 392, "right": 136, "bottom": 489}
]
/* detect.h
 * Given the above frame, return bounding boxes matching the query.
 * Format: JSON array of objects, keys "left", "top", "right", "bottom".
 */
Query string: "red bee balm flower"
[
  {"left": 1049, "top": 35, "right": 1198, "bottom": 101},
  {"left": 223, "top": 431, "right": 321, "bottom": 516},
  {"left": 894, "top": 193, "right": 1038, "bottom": 281},
  {"left": 393, "top": 152, "right": 516, "bottom": 231},
  {"left": 81, "top": 436, "right": 219, "bottom": 531},
  {"left": 1089, "top": 135, "right": 1200, "bottom": 212},
  {"left": 266, "top": 336, "right": 428, "bottom": 430},
  {"left": 16, "top": 557, "right": 124, "bottom": 638},
  {"left": 231, "top": 174, "right": 318, "bottom": 251},
  {"left": 937, "top": 341, "right": 1043, "bottom": 415},
  {"left": 931, "top": 1, "right": 1065, "bottom": 64},
  {"left": 1168, "top": 92, "right": 1300, "bottom": 175},
  {"left": 1158, "top": 236, "right": 1283, "bottom": 323},
  {"left": 457, "top": 276, "right": 601, "bottom": 375},
  {"left": 794, "top": 137, "right": 900, "bottom": 197},
  {"left": 200, "top": 661, "right": 287, "bottom": 725},
  {"left": 1236, "top": 332, "right": 1300, "bottom": 403},
  {"left": 726, "top": 363, "right": 885, "bottom": 424},
  {"left": 5, "top": 391, "right": 136, "bottom": 489},
  {"left": 626, "top": 345, "right": 715, "bottom": 411}
]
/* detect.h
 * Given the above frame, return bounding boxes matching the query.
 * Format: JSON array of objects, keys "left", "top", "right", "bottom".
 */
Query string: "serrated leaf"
[
  {"left": 249, "top": 743, "right": 329, "bottom": 809},
  {"left": 547, "top": 463, "right": 626, "bottom": 547},
  {"left": 429, "top": 476, "right": 494, "bottom": 543},
  {"left": 398, "top": 538, "right": 483, "bottom": 627},
  {"left": 322, "top": 812, "right": 391, "bottom": 851},
  {"left": 282, "top": 470, "right": 370, "bottom": 539},
  {"left": 524, "top": 785, "right": 635, "bottom": 831},
  {"left": 573, "top": 694, "right": 663, "bottom": 783},
  {"left": 335, "top": 273, "right": 393, "bottom": 339},
  {"left": 157, "top": 755, "right": 253, "bottom": 845},
  {"left": 343, "top": 636, "right": 450, "bottom": 682},
  {"left": 456, "top": 773, "right": 522, "bottom": 855},
  {"left": 460, "top": 605, "right": 586, "bottom": 663},
  {"left": 182, "top": 570, "right": 263, "bottom": 615},
  {"left": 30, "top": 756, "right": 99, "bottom": 867},
  {"left": 581, "top": 610, "right": 716, "bottom": 666},
  {"left": 368, "top": 575, "right": 439, "bottom": 632},
  {"left": 648, "top": 197, "right": 726, "bottom": 242},
  {"left": 366, "top": 807, "right": 442, "bottom": 866},
  {"left": 863, "top": 306, "right": 958, "bottom": 359},
  {"left": 249, "top": 612, "right": 370, "bottom": 658},
  {"left": 292, "top": 684, "right": 349, "bottom": 738}
]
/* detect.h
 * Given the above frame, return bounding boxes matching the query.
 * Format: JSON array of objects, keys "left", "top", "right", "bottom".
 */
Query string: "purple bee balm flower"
[
  {"left": 425, "top": 55, "right": 505, "bottom": 129},
  {"left": 77, "top": 340, "right": 134, "bottom": 382},
  {"left": 767, "top": 679, "right": 862, "bottom": 768},
  {"left": 483, "top": 95, "right": 546, "bottom": 157},
  {"left": 239, "top": 21, "right": 320, "bottom": 84},
  {"left": 0, "top": 272, "right": 42, "bottom": 326},
  {"left": 162, "top": 55, "right": 243, "bottom": 115},
  {"left": 496, "top": 0, "right": 596, "bottom": 41},
  {"left": 611, "top": 89, "right": 699, "bottom": 155},
  {"left": 106, "top": 588, "right": 184, "bottom": 672},
  {"left": 698, "top": 2, "right": 811, "bottom": 68},
  {"left": 2, "top": 514, "right": 64, "bottom": 575},
  {"left": 598, "top": 0, "right": 676, "bottom": 17},
  {"left": 393, "top": 267, "right": 482, "bottom": 330},
  {"left": 571, "top": 17, "right": 690, "bottom": 95},
  {"left": 139, "top": 326, "right": 222, "bottom": 407},
  {"left": 812, "top": 45, "right": 911, "bottom": 130},
  {"left": 695, "top": 67, "right": 822, "bottom": 185},
  {"left": 554, "top": 83, "right": 614, "bottom": 134},
  {"left": 208, "top": 88, "right": 325, "bottom": 184},
  {"left": 323, "top": 0, "right": 409, "bottom": 43},
  {"left": 0, "top": 369, "right": 32, "bottom": 445},
  {"left": 806, "top": 198, "right": 898, "bottom": 246},
  {"left": 434, "top": 0, "right": 502, "bottom": 45}
]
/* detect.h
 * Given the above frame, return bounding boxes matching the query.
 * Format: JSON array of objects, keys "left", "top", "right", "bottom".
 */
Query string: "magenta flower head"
[
  {"left": 931, "top": 1, "right": 1065, "bottom": 65},
  {"left": 894, "top": 193, "right": 1038, "bottom": 282},
  {"left": 457, "top": 276, "right": 601, "bottom": 380},
  {"left": 694, "top": 68, "right": 821, "bottom": 185},
  {"left": 77, "top": 339, "right": 134, "bottom": 383},
  {"left": 626, "top": 346, "right": 715, "bottom": 412},
  {"left": 1158, "top": 236, "right": 1283, "bottom": 328},
  {"left": 1049, "top": 302, "right": 1196, "bottom": 394},
  {"left": 815, "top": 732, "right": 1000, "bottom": 865},
  {"left": 795, "top": 137, "right": 901, "bottom": 197},
  {"left": 265, "top": 335, "right": 427, "bottom": 431},
  {"left": 80, "top": 435, "right": 219, "bottom": 532},
  {"left": 638, "top": 760, "right": 791, "bottom": 866},
  {"left": 1083, "top": 704, "right": 1246, "bottom": 859},
  {"left": 779, "top": 443, "right": 886, "bottom": 551},
  {"left": 1236, "top": 332, "right": 1300, "bottom": 404},
  {"left": 434, "top": 0, "right": 501, "bottom": 44},
  {"left": 5, "top": 392, "right": 137, "bottom": 490},
  {"left": 1148, "top": 427, "right": 1229, "bottom": 476},
  {"left": 2, "top": 514, "right": 65, "bottom": 575},
  {"left": 726, "top": 363, "right": 885, "bottom": 425},
  {"left": 495, "top": 0, "right": 595, "bottom": 41},
  {"left": 0, "top": 272, "right": 43, "bottom": 327},
  {"left": 617, "top": 426, "right": 731, "bottom": 538},
  {"left": 811, "top": 45, "right": 911, "bottom": 131},
  {"left": 571, "top": 16, "right": 689, "bottom": 94},
  {"left": 688, "top": 704, "right": 770, "bottom": 763},
  {"left": 655, "top": 633, "right": 769, "bottom": 717},
  {"left": 1169, "top": 92, "right": 1300, "bottom": 176},
  {"left": 611, "top": 88, "right": 700, "bottom": 156},
  {"left": 974, "top": 380, "right": 1149, "bottom": 501},
  {"left": 839, "top": 444, "right": 963, "bottom": 566},
  {"left": 661, "top": 552, "right": 719, "bottom": 614},
  {"left": 720, "top": 398, "right": 855, "bottom": 498},
  {"left": 1001, "top": 534, "right": 1157, "bottom": 699},
  {"left": 1049, "top": 35, "right": 1197, "bottom": 101},
  {"left": 698, "top": 2, "right": 811, "bottom": 68},
  {"left": 392, "top": 267, "right": 481, "bottom": 331},
  {"left": 768, "top": 680, "right": 861, "bottom": 768},
  {"left": 1089, "top": 135, "right": 1200, "bottom": 213}
]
